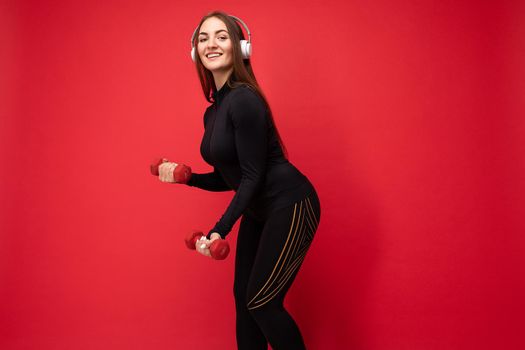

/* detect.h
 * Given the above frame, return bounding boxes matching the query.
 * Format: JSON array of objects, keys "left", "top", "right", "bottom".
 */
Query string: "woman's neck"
[{"left": 213, "top": 68, "right": 234, "bottom": 91}]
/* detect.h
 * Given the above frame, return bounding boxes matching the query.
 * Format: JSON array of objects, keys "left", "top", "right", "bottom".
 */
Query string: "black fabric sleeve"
[
  {"left": 186, "top": 167, "right": 232, "bottom": 192},
  {"left": 208, "top": 90, "right": 268, "bottom": 238}
]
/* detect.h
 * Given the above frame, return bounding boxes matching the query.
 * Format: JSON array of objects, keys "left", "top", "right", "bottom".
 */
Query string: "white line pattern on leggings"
[{"left": 247, "top": 195, "right": 319, "bottom": 310}]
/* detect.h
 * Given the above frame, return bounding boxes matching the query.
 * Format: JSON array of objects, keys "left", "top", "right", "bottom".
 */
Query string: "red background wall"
[{"left": 1, "top": 1, "right": 524, "bottom": 349}]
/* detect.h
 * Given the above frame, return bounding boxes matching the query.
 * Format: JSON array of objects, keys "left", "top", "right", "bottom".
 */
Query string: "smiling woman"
[{"left": 156, "top": 10, "right": 322, "bottom": 350}]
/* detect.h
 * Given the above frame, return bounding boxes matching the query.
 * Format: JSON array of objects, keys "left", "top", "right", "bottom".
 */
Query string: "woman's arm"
[
  {"left": 186, "top": 166, "right": 232, "bottom": 192},
  {"left": 207, "top": 89, "right": 268, "bottom": 238}
]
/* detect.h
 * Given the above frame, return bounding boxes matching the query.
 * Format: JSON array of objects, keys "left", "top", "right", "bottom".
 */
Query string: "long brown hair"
[{"left": 193, "top": 10, "right": 289, "bottom": 160}]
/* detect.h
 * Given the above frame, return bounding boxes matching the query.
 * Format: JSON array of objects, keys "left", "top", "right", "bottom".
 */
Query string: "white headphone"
[{"left": 190, "top": 14, "right": 252, "bottom": 62}]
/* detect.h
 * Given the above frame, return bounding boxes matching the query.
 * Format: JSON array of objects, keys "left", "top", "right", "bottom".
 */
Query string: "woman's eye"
[{"left": 199, "top": 37, "right": 228, "bottom": 42}]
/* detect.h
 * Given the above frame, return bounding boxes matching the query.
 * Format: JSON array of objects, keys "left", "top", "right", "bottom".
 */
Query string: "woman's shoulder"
[
  {"left": 227, "top": 84, "right": 269, "bottom": 127},
  {"left": 228, "top": 84, "right": 265, "bottom": 110}
]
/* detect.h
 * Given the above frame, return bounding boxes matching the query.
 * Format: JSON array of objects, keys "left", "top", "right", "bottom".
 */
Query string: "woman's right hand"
[
  {"left": 158, "top": 159, "right": 179, "bottom": 183},
  {"left": 195, "top": 236, "right": 212, "bottom": 258}
]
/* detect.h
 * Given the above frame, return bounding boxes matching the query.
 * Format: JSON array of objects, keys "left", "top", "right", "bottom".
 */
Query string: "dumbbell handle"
[
  {"left": 185, "top": 230, "right": 230, "bottom": 260},
  {"left": 150, "top": 158, "right": 192, "bottom": 184}
]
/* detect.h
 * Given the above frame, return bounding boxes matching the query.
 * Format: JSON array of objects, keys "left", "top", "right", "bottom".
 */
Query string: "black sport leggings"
[{"left": 234, "top": 189, "right": 321, "bottom": 350}]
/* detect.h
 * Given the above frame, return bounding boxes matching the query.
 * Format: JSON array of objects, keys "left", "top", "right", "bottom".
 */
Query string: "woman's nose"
[{"left": 207, "top": 37, "right": 219, "bottom": 48}]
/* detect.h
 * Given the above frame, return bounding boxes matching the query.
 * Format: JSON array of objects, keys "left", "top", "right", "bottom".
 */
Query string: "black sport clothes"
[
  {"left": 186, "top": 82, "right": 315, "bottom": 239},
  {"left": 234, "top": 190, "right": 321, "bottom": 349}
]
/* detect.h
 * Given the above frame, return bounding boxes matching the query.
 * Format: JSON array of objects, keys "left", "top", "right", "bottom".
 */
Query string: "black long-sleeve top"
[{"left": 186, "top": 82, "right": 314, "bottom": 239}]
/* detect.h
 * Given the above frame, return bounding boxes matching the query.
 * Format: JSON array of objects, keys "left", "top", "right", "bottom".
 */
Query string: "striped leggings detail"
[
  {"left": 234, "top": 189, "right": 321, "bottom": 350},
  {"left": 247, "top": 195, "right": 320, "bottom": 310}
]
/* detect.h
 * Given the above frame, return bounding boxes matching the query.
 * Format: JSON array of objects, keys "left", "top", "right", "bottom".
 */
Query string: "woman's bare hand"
[
  {"left": 158, "top": 159, "right": 179, "bottom": 183},
  {"left": 195, "top": 233, "right": 222, "bottom": 258}
]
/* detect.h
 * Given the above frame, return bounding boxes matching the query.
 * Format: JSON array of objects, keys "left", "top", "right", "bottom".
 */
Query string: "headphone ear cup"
[
  {"left": 246, "top": 41, "right": 252, "bottom": 58},
  {"left": 240, "top": 40, "right": 252, "bottom": 59}
]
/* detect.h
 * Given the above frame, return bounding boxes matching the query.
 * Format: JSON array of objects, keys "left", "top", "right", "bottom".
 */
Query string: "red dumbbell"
[
  {"left": 150, "top": 158, "right": 192, "bottom": 184},
  {"left": 185, "top": 230, "right": 230, "bottom": 260}
]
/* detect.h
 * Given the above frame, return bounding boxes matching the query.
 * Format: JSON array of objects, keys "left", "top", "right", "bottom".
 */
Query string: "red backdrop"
[{"left": 1, "top": 0, "right": 524, "bottom": 349}]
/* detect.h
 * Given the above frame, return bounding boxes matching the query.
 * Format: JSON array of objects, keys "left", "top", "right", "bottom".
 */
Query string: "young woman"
[{"left": 158, "top": 11, "right": 321, "bottom": 350}]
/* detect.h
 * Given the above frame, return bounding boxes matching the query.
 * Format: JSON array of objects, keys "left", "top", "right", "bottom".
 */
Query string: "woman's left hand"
[{"left": 195, "top": 232, "right": 222, "bottom": 258}]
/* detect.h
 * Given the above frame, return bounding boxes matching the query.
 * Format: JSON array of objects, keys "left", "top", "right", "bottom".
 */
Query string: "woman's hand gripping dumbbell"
[
  {"left": 185, "top": 230, "right": 230, "bottom": 260},
  {"left": 150, "top": 158, "right": 192, "bottom": 184},
  {"left": 151, "top": 160, "right": 228, "bottom": 258}
]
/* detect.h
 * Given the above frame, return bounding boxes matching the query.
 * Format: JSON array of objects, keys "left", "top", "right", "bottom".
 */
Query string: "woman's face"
[{"left": 197, "top": 17, "right": 234, "bottom": 73}]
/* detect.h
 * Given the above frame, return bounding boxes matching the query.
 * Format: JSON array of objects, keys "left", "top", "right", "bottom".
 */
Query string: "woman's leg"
[
  {"left": 246, "top": 190, "right": 321, "bottom": 350},
  {"left": 234, "top": 212, "right": 268, "bottom": 350}
]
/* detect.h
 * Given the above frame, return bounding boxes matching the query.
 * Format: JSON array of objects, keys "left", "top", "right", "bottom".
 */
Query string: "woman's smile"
[{"left": 206, "top": 53, "right": 223, "bottom": 60}]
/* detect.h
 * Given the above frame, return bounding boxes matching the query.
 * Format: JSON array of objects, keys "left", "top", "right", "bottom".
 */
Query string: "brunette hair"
[{"left": 193, "top": 10, "right": 289, "bottom": 160}]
